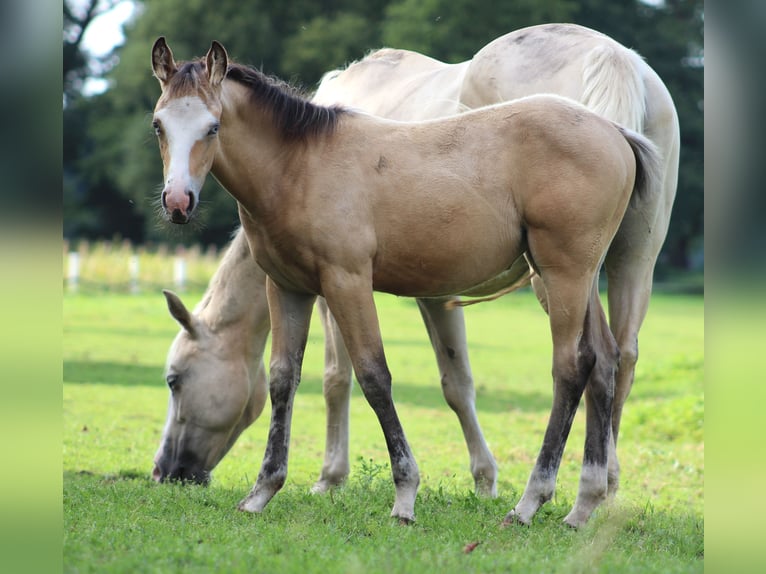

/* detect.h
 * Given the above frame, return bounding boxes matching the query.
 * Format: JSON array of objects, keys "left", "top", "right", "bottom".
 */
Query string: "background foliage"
[{"left": 63, "top": 0, "right": 703, "bottom": 271}]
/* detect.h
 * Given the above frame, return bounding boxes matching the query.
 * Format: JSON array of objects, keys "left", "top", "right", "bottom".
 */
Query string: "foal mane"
[
  {"left": 225, "top": 63, "right": 347, "bottom": 141},
  {"left": 166, "top": 60, "right": 347, "bottom": 141}
]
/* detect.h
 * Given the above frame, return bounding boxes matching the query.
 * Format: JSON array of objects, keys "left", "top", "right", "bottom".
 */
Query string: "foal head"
[{"left": 151, "top": 37, "right": 228, "bottom": 224}]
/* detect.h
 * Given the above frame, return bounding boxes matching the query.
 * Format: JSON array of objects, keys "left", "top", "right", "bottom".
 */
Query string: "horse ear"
[
  {"left": 163, "top": 289, "right": 197, "bottom": 337},
  {"left": 152, "top": 37, "right": 177, "bottom": 86},
  {"left": 206, "top": 41, "right": 228, "bottom": 87}
]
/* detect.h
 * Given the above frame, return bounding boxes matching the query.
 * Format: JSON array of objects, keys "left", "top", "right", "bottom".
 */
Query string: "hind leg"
[
  {"left": 504, "top": 268, "right": 599, "bottom": 526},
  {"left": 416, "top": 297, "right": 497, "bottom": 496},
  {"left": 604, "top": 200, "right": 665, "bottom": 495},
  {"left": 603, "top": 260, "right": 651, "bottom": 496},
  {"left": 564, "top": 283, "right": 618, "bottom": 527},
  {"left": 312, "top": 297, "right": 354, "bottom": 493}
]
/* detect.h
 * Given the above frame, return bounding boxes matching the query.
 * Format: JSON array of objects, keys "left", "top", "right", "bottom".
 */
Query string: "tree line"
[{"left": 64, "top": 0, "right": 703, "bottom": 271}]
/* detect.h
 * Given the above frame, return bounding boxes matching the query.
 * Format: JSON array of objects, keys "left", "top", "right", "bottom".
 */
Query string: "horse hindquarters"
[{"left": 507, "top": 186, "right": 622, "bottom": 525}]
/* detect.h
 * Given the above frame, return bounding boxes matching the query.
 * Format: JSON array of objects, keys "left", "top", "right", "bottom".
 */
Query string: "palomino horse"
[
  {"left": 153, "top": 23, "right": 679, "bottom": 513},
  {"left": 150, "top": 37, "right": 661, "bottom": 527}
]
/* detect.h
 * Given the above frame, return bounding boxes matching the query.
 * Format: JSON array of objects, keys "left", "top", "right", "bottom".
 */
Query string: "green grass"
[{"left": 63, "top": 289, "right": 703, "bottom": 573}]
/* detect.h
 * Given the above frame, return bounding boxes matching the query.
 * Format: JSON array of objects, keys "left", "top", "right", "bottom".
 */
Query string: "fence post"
[
  {"left": 67, "top": 252, "right": 79, "bottom": 293},
  {"left": 174, "top": 257, "right": 187, "bottom": 292},
  {"left": 129, "top": 254, "right": 140, "bottom": 294}
]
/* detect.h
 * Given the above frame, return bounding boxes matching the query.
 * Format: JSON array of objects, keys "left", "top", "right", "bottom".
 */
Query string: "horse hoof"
[
  {"left": 237, "top": 492, "right": 268, "bottom": 514},
  {"left": 562, "top": 511, "right": 589, "bottom": 529},
  {"left": 501, "top": 509, "right": 530, "bottom": 527}
]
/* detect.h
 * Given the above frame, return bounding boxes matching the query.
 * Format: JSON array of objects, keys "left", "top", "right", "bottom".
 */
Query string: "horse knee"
[
  {"left": 323, "top": 364, "right": 352, "bottom": 400},
  {"left": 440, "top": 372, "right": 475, "bottom": 412},
  {"left": 617, "top": 337, "right": 638, "bottom": 371}
]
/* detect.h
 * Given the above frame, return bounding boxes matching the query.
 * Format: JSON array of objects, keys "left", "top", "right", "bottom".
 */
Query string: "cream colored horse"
[
  {"left": 153, "top": 25, "right": 679, "bottom": 512},
  {"left": 150, "top": 35, "right": 661, "bottom": 526}
]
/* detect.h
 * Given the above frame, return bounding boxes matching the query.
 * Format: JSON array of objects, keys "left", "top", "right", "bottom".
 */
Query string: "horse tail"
[
  {"left": 617, "top": 126, "right": 663, "bottom": 204},
  {"left": 581, "top": 44, "right": 646, "bottom": 133},
  {"left": 444, "top": 271, "right": 535, "bottom": 309}
]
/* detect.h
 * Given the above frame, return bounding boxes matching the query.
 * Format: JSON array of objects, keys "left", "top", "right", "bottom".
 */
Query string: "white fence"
[{"left": 63, "top": 241, "right": 221, "bottom": 293}]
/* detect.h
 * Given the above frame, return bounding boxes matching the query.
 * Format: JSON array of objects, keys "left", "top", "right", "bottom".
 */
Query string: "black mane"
[{"left": 225, "top": 63, "right": 347, "bottom": 141}]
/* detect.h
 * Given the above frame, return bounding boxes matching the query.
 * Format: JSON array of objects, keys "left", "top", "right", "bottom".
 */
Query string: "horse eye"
[
  {"left": 152, "top": 120, "right": 162, "bottom": 136},
  {"left": 207, "top": 123, "right": 219, "bottom": 136},
  {"left": 166, "top": 374, "right": 180, "bottom": 390}
]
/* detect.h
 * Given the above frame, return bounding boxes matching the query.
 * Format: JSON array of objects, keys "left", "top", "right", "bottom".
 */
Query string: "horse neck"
[
  {"left": 196, "top": 228, "right": 265, "bottom": 338},
  {"left": 212, "top": 81, "right": 303, "bottom": 216}
]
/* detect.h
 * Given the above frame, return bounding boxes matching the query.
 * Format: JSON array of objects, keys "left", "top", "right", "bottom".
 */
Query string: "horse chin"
[{"left": 168, "top": 208, "right": 191, "bottom": 224}]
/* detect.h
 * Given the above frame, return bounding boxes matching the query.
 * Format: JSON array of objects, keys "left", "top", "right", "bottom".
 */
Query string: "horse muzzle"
[
  {"left": 152, "top": 458, "right": 210, "bottom": 485},
  {"left": 161, "top": 188, "right": 196, "bottom": 224}
]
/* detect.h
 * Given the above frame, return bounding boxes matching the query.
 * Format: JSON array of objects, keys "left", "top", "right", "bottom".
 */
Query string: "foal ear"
[
  {"left": 163, "top": 289, "right": 197, "bottom": 337},
  {"left": 206, "top": 40, "right": 228, "bottom": 87},
  {"left": 152, "top": 37, "right": 178, "bottom": 86}
]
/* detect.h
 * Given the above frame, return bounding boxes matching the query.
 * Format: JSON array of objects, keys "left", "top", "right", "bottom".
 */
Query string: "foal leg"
[
  {"left": 322, "top": 271, "right": 419, "bottom": 522},
  {"left": 238, "top": 279, "right": 316, "bottom": 514},
  {"left": 311, "top": 297, "right": 354, "bottom": 493},
  {"left": 504, "top": 271, "right": 598, "bottom": 526},
  {"left": 416, "top": 297, "right": 497, "bottom": 496},
  {"left": 564, "top": 285, "right": 618, "bottom": 527}
]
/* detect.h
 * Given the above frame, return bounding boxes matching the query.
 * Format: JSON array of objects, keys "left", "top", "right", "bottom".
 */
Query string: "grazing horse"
[
  {"left": 150, "top": 37, "right": 661, "bottom": 527},
  {"left": 152, "top": 24, "right": 679, "bottom": 510}
]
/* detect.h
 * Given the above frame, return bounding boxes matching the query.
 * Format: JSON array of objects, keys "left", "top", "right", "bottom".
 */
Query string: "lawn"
[{"left": 63, "top": 288, "right": 703, "bottom": 573}]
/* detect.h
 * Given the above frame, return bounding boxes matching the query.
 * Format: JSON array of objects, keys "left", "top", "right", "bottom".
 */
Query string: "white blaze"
[{"left": 155, "top": 96, "right": 217, "bottom": 195}]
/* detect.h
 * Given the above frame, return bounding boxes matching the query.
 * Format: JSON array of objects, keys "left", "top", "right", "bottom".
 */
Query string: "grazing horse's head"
[
  {"left": 152, "top": 290, "right": 266, "bottom": 485},
  {"left": 151, "top": 37, "right": 228, "bottom": 224}
]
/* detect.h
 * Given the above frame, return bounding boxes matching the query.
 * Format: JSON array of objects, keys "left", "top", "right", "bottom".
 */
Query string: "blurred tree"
[
  {"left": 64, "top": 0, "right": 123, "bottom": 103},
  {"left": 282, "top": 12, "right": 374, "bottom": 86},
  {"left": 382, "top": 0, "right": 577, "bottom": 62},
  {"left": 64, "top": 0, "right": 146, "bottom": 241}
]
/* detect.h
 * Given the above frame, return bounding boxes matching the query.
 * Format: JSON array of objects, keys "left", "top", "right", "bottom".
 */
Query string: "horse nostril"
[
  {"left": 186, "top": 190, "right": 195, "bottom": 213},
  {"left": 161, "top": 190, "right": 168, "bottom": 209}
]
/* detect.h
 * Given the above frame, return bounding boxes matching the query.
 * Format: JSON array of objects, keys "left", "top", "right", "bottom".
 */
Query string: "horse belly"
[{"left": 371, "top": 212, "right": 524, "bottom": 298}]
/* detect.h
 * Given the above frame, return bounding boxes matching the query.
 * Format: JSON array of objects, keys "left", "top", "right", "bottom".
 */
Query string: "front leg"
[
  {"left": 238, "top": 279, "right": 316, "bottom": 514},
  {"left": 321, "top": 268, "right": 419, "bottom": 522}
]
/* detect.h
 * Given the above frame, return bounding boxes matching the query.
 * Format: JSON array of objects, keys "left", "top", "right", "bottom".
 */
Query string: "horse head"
[
  {"left": 152, "top": 289, "right": 266, "bottom": 485},
  {"left": 150, "top": 37, "right": 228, "bottom": 224}
]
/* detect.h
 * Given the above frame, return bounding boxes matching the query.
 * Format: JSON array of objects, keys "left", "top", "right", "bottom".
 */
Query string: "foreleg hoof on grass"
[
  {"left": 390, "top": 502, "right": 415, "bottom": 524},
  {"left": 237, "top": 486, "right": 275, "bottom": 514}
]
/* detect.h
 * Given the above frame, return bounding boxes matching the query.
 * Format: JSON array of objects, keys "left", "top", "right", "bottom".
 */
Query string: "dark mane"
[{"left": 225, "top": 63, "right": 347, "bottom": 141}]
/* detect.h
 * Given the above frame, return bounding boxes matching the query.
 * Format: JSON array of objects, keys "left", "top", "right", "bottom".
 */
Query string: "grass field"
[{"left": 63, "top": 288, "right": 703, "bottom": 573}]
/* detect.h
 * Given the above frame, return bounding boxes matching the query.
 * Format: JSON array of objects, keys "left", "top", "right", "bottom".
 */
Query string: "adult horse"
[
  {"left": 152, "top": 24, "right": 679, "bottom": 511},
  {"left": 150, "top": 36, "right": 661, "bottom": 527}
]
